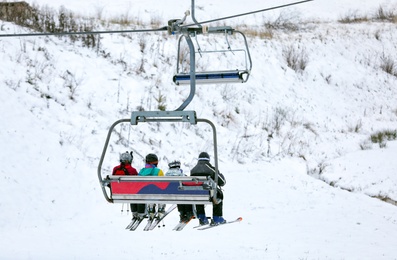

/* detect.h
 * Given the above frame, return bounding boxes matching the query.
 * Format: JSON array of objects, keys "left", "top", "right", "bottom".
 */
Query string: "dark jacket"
[{"left": 190, "top": 160, "right": 226, "bottom": 187}]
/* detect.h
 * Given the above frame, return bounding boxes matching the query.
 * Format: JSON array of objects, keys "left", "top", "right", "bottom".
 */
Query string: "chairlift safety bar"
[
  {"left": 174, "top": 70, "right": 249, "bottom": 85},
  {"left": 131, "top": 110, "right": 197, "bottom": 125}
]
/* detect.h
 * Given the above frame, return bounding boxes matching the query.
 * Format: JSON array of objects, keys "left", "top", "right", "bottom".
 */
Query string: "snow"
[{"left": 1, "top": 0, "right": 397, "bottom": 259}]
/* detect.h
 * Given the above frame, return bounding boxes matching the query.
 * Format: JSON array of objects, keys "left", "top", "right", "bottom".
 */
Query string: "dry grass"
[{"left": 339, "top": 5, "right": 397, "bottom": 24}]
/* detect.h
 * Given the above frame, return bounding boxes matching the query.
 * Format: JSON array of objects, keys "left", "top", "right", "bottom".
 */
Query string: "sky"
[{"left": 1, "top": 0, "right": 397, "bottom": 259}]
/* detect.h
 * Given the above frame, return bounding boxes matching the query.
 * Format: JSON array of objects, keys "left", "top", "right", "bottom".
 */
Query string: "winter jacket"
[
  {"left": 112, "top": 163, "right": 138, "bottom": 175},
  {"left": 190, "top": 160, "right": 226, "bottom": 187},
  {"left": 138, "top": 164, "right": 164, "bottom": 176},
  {"left": 165, "top": 168, "right": 184, "bottom": 176}
]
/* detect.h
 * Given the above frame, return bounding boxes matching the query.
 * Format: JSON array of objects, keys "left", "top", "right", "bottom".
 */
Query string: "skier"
[
  {"left": 165, "top": 160, "right": 194, "bottom": 222},
  {"left": 112, "top": 151, "right": 138, "bottom": 176},
  {"left": 190, "top": 152, "right": 226, "bottom": 225},
  {"left": 112, "top": 151, "right": 139, "bottom": 218},
  {"left": 137, "top": 153, "right": 165, "bottom": 218}
]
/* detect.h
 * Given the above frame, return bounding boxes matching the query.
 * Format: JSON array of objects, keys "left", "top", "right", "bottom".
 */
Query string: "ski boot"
[
  {"left": 157, "top": 204, "right": 166, "bottom": 219},
  {"left": 212, "top": 216, "right": 226, "bottom": 225},
  {"left": 148, "top": 204, "right": 156, "bottom": 220},
  {"left": 197, "top": 214, "right": 209, "bottom": 225}
]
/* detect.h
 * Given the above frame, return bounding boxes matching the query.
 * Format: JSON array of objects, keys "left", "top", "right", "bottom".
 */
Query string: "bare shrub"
[
  {"left": 109, "top": 14, "right": 132, "bottom": 26},
  {"left": 264, "top": 107, "right": 288, "bottom": 135},
  {"left": 0, "top": 3, "right": 97, "bottom": 48},
  {"left": 348, "top": 120, "right": 362, "bottom": 133},
  {"left": 263, "top": 11, "right": 300, "bottom": 31},
  {"left": 374, "top": 5, "right": 397, "bottom": 21},
  {"left": 379, "top": 54, "right": 397, "bottom": 77},
  {"left": 242, "top": 27, "right": 273, "bottom": 39},
  {"left": 307, "top": 161, "right": 329, "bottom": 177},
  {"left": 61, "top": 70, "right": 83, "bottom": 100},
  {"left": 0, "top": 1, "right": 34, "bottom": 27},
  {"left": 370, "top": 129, "right": 397, "bottom": 148},
  {"left": 320, "top": 73, "right": 332, "bottom": 84},
  {"left": 155, "top": 91, "right": 166, "bottom": 111},
  {"left": 359, "top": 139, "right": 373, "bottom": 150},
  {"left": 338, "top": 10, "right": 369, "bottom": 23},
  {"left": 339, "top": 6, "right": 397, "bottom": 23},
  {"left": 177, "top": 44, "right": 191, "bottom": 73},
  {"left": 138, "top": 35, "right": 146, "bottom": 53},
  {"left": 150, "top": 14, "right": 162, "bottom": 28},
  {"left": 282, "top": 45, "right": 309, "bottom": 72}
]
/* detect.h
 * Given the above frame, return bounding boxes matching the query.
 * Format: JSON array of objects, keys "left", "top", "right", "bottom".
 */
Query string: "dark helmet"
[
  {"left": 198, "top": 152, "right": 210, "bottom": 161},
  {"left": 145, "top": 153, "right": 159, "bottom": 163},
  {"left": 120, "top": 151, "right": 133, "bottom": 163},
  {"left": 168, "top": 160, "right": 181, "bottom": 168}
]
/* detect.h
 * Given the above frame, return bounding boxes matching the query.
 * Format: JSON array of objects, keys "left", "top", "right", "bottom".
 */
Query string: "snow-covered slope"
[{"left": 1, "top": 0, "right": 397, "bottom": 259}]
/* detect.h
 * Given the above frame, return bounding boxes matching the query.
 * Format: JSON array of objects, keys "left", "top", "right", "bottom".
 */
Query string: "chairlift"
[
  {"left": 173, "top": 26, "right": 252, "bottom": 85},
  {"left": 97, "top": 3, "right": 231, "bottom": 207},
  {"left": 97, "top": 111, "right": 221, "bottom": 206}
]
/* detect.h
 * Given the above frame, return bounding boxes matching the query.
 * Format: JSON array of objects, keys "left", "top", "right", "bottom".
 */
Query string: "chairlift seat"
[{"left": 106, "top": 176, "right": 215, "bottom": 204}]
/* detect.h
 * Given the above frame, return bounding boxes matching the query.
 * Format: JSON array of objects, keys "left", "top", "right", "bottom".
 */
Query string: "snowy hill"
[{"left": 1, "top": 0, "right": 397, "bottom": 259}]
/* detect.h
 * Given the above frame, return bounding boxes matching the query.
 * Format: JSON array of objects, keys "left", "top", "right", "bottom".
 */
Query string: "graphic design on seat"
[{"left": 111, "top": 182, "right": 208, "bottom": 195}]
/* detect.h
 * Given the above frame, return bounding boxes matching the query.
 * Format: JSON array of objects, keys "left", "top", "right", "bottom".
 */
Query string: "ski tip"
[{"left": 237, "top": 217, "right": 243, "bottom": 221}]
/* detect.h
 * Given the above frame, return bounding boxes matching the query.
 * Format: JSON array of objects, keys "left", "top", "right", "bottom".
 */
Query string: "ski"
[
  {"left": 125, "top": 218, "right": 138, "bottom": 229},
  {"left": 173, "top": 216, "right": 194, "bottom": 231},
  {"left": 193, "top": 217, "right": 212, "bottom": 229},
  {"left": 143, "top": 217, "right": 155, "bottom": 231},
  {"left": 193, "top": 223, "right": 210, "bottom": 229},
  {"left": 172, "top": 221, "right": 185, "bottom": 231},
  {"left": 129, "top": 215, "right": 146, "bottom": 231},
  {"left": 197, "top": 217, "right": 243, "bottom": 230},
  {"left": 148, "top": 204, "right": 177, "bottom": 230}
]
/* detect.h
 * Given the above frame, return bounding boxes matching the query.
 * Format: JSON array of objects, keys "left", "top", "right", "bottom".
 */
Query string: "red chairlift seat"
[{"left": 106, "top": 175, "right": 215, "bottom": 204}]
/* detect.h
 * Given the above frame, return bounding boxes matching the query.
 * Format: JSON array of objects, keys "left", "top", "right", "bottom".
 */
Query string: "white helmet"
[{"left": 168, "top": 160, "right": 181, "bottom": 168}]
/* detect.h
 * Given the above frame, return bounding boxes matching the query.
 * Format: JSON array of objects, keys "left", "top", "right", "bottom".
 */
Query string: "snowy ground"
[{"left": 1, "top": 0, "right": 397, "bottom": 259}]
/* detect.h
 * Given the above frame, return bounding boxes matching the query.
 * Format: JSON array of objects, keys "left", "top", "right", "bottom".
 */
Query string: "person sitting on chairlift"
[
  {"left": 113, "top": 151, "right": 138, "bottom": 176},
  {"left": 190, "top": 152, "right": 226, "bottom": 225},
  {"left": 137, "top": 153, "right": 165, "bottom": 219},
  {"left": 112, "top": 151, "right": 139, "bottom": 219},
  {"left": 165, "top": 160, "right": 194, "bottom": 222}
]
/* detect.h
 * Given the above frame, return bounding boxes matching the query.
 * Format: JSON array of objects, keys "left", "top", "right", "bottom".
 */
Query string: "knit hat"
[
  {"left": 198, "top": 152, "right": 210, "bottom": 161},
  {"left": 146, "top": 153, "right": 159, "bottom": 165},
  {"left": 120, "top": 151, "right": 133, "bottom": 163}
]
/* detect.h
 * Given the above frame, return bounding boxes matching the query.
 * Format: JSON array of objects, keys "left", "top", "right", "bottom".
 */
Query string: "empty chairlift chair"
[{"left": 173, "top": 27, "right": 252, "bottom": 85}]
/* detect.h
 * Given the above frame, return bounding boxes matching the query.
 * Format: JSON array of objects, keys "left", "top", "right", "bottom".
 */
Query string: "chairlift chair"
[
  {"left": 173, "top": 27, "right": 252, "bottom": 85},
  {"left": 97, "top": 111, "right": 221, "bottom": 205}
]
